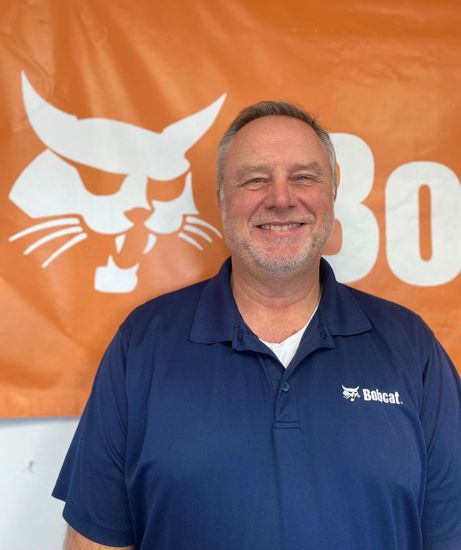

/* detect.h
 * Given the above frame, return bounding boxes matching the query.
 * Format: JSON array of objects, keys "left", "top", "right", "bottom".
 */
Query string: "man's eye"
[
  {"left": 244, "top": 178, "right": 266, "bottom": 186},
  {"left": 293, "top": 174, "right": 314, "bottom": 184}
]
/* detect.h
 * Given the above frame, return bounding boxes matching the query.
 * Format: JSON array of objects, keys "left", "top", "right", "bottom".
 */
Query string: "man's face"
[{"left": 219, "top": 115, "right": 336, "bottom": 277}]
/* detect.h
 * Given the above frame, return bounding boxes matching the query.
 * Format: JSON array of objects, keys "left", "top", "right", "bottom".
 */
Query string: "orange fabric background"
[{"left": 1, "top": 0, "right": 459, "bottom": 417}]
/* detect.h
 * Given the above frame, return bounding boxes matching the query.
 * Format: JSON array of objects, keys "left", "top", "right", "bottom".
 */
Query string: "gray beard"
[{"left": 226, "top": 218, "right": 334, "bottom": 277}]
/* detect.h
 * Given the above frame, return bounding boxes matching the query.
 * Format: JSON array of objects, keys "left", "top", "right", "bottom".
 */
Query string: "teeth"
[{"left": 260, "top": 223, "right": 300, "bottom": 231}]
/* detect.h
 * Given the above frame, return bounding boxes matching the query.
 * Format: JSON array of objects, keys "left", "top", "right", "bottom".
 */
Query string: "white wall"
[{"left": 0, "top": 418, "right": 79, "bottom": 550}]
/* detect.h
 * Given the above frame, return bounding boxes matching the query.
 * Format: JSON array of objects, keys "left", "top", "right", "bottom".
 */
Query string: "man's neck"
[{"left": 231, "top": 258, "right": 322, "bottom": 343}]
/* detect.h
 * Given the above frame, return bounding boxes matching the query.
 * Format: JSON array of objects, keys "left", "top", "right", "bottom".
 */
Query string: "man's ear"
[
  {"left": 216, "top": 187, "right": 223, "bottom": 208},
  {"left": 333, "top": 163, "right": 340, "bottom": 200}
]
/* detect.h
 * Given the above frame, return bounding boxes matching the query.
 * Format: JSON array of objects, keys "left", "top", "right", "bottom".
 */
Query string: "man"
[{"left": 53, "top": 101, "right": 461, "bottom": 549}]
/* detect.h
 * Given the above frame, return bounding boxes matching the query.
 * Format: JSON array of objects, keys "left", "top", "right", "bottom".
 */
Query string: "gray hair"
[{"left": 217, "top": 100, "right": 336, "bottom": 194}]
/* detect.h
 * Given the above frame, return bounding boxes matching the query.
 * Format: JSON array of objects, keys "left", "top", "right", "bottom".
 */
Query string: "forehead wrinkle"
[
  {"left": 289, "top": 162, "right": 324, "bottom": 175},
  {"left": 233, "top": 161, "right": 326, "bottom": 181}
]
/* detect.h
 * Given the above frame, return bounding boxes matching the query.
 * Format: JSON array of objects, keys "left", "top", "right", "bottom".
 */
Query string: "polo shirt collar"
[
  {"left": 316, "top": 258, "right": 372, "bottom": 337},
  {"left": 190, "top": 257, "right": 372, "bottom": 346},
  {"left": 190, "top": 258, "right": 239, "bottom": 344}
]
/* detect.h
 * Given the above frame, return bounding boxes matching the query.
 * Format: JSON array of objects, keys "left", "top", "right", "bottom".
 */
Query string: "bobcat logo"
[
  {"left": 342, "top": 385, "right": 361, "bottom": 402},
  {"left": 9, "top": 72, "right": 226, "bottom": 293}
]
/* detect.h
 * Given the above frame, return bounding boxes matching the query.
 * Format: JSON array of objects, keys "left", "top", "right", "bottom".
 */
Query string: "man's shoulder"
[
  {"left": 343, "top": 283, "right": 433, "bottom": 340},
  {"left": 346, "top": 284, "right": 420, "bottom": 317},
  {"left": 119, "top": 278, "right": 211, "bottom": 339},
  {"left": 137, "top": 278, "right": 209, "bottom": 313},
  {"left": 321, "top": 258, "right": 430, "bottom": 338}
]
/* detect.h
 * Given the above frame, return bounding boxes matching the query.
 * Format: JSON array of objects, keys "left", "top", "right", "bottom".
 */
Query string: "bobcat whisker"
[
  {"left": 183, "top": 224, "right": 213, "bottom": 243},
  {"left": 178, "top": 232, "right": 204, "bottom": 251},
  {"left": 24, "top": 227, "right": 84, "bottom": 256},
  {"left": 42, "top": 233, "right": 88, "bottom": 268},
  {"left": 185, "top": 216, "right": 222, "bottom": 238},
  {"left": 9, "top": 217, "right": 81, "bottom": 242}
]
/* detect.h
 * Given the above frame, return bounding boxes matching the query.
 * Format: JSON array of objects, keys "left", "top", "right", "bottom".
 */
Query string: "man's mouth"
[{"left": 257, "top": 222, "right": 303, "bottom": 231}]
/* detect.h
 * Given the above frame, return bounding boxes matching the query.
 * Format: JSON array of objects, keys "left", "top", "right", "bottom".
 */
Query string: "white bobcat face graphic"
[
  {"left": 342, "top": 385, "right": 361, "bottom": 402},
  {"left": 9, "top": 72, "right": 226, "bottom": 293}
]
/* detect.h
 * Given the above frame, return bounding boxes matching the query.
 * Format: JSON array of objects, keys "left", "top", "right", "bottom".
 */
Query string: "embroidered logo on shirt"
[
  {"left": 342, "top": 385, "right": 403, "bottom": 405},
  {"left": 342, "top": 385, "right": 361, "bottom": 401}
]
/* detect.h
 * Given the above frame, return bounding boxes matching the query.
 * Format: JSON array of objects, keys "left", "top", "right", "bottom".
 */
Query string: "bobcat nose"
[{"left": 125, "top": 207, "right": 152, "bottom": 223}]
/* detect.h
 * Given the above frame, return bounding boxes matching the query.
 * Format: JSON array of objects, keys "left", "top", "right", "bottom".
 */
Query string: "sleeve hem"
[{"left": 62, "top": 500, "right": 134, "bottom": 547}]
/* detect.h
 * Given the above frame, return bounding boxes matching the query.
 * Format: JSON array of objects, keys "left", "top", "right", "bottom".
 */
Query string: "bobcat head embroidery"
[
  {"left": 9, "top": 72, "right": 226, "bottom": 293},
  {"left": 342, "top": 385, "right": 361, "bottom": 402}
]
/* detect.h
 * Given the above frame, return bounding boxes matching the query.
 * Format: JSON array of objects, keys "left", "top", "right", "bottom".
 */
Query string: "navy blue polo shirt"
[{"left": 53, "top": 258, "right": 461, "bottom": 550}]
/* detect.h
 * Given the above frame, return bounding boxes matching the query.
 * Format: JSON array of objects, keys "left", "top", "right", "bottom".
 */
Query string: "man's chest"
[{"left": 126, "top": 337, "right": 424, "bottom": 504}]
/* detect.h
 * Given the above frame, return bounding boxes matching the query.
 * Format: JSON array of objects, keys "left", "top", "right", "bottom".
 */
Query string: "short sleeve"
[
  {"left": 420, "top": 338, "right": 461, "bottom": 549},
  {"left": 52, "top": 330, "right": 134, "bottom": 547}
]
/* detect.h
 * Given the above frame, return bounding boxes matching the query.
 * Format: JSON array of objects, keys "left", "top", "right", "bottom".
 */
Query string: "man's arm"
[
  {"left": 54, "top": 331, "right": 134, "bottom": 547},
  {"left": 65, "top": 527, "right": 134, "bottom": 550}
]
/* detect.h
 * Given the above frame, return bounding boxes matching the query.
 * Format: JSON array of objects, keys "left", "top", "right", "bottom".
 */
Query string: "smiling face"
[{"left": 219, "top": 115, "right": 336, "bottom": 278}]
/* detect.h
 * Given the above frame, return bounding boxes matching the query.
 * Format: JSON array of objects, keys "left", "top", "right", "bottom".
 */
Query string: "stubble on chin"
[{"left": 222, "top": 213, "right": 335, "bottom": 277}]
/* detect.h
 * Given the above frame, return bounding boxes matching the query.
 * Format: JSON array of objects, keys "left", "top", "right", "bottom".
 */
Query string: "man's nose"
[{"left": 266, "top": 178, "right": 296, "bottom": 209}]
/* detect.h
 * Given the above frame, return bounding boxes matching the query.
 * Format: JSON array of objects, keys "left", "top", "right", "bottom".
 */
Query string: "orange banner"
[{"left": 1, "top": 1, "right": 459, "bottom": 417}]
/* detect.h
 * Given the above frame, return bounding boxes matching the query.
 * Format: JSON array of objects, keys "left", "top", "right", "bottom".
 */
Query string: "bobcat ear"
[
  {"left": 162, "top": 94, "right": 226, "bottom": 154},
  {"left": 21, "top": 71, "right": 131, "bottom": 173},
  {"left": 21, "top": 70, "right": 226, "bottom": 181},
  {"left": 21, "top": 70, "right": 78, "bottom": 153}
]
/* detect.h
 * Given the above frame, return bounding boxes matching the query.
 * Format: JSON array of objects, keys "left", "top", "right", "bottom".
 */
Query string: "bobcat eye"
[
  {"left": 70, "top": 160, "right": 126, "bottom": 195},
  {"left": 147, "top": 174, "right": 186, "bottom": 203}
]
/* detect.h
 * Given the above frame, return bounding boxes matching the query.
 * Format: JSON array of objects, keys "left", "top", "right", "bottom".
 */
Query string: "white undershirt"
[{"left": 259, "top": 298, "right": 321, "bottom": 368}]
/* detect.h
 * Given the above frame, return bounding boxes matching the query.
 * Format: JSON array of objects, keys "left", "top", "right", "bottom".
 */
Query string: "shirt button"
[{"left": 281, "top": 382, "right": 290, "bottom": 392}]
